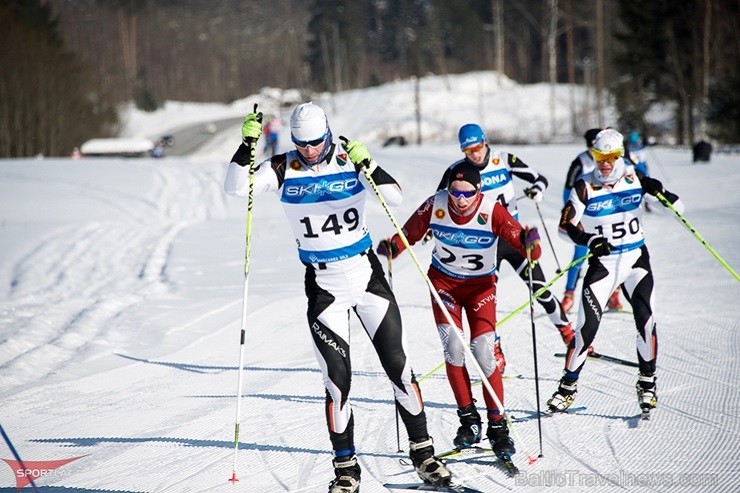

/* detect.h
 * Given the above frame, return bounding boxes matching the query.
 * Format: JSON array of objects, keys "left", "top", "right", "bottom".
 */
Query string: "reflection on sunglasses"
[
  {"left": 292, "top": 134, "right": 326, "bottom": 149},
  {"left": 462, "top": 142, "right": 485, "bottom": 155},
  {"left": 448, "top": 189, "right": 478, "bottom": 199},
  {"left": 592, "top": 148, "right": 623, "bottom": 163}
]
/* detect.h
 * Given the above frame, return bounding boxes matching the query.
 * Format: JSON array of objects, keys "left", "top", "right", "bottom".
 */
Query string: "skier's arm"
[
  {"left": 491, "top": 202, "right": 542, "bottom": 261},
  {"left": 558, "top": 181, "right": 593, "bottom": 246},
  {"left": 343, "top": 139, "right": 403, "bottom": 206},
  {"left": 509, "top": 154, "right": 548, "bottom": 198},
  {"left": 637, "top": 170, "right": 685, "bottom": 214},
  {"left": 224, "top": 143, "right": 284, "bottom": 197}
]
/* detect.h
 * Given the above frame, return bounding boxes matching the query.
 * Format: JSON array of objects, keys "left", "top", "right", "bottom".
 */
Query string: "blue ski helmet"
[
  {"left": 627, "top": 131, "right": 641, "bottom": 146},
  {"left": 458, "top": 124, "right": 487, "bottom": 150}
]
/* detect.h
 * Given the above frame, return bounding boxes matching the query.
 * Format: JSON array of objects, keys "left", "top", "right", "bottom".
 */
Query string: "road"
[{"left": 157, "top": 116, "right": 244, "bottom": 156}]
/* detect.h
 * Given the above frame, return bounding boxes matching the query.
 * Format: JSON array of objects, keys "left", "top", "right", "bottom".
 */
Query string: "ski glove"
[
  {"left": 588, "top": 236, "right": 613, "bottom": 257},
  {"left": 642, "top": 177, "right": 665, "bottom": 197},
  {"left": 521, "top": 226, "right": 541, "bottom": 253},
  {"left": 241, "top": 113, "right": 263, "bottom": 143},
  {"left": 344, "top": 140, "right": 372, "bottom": 171},
  {"left": 524, "top": 186, "right": 544, "bottom": 203},
  {"left": 376, "top": 238, "right": 400, "bottom": 259}
]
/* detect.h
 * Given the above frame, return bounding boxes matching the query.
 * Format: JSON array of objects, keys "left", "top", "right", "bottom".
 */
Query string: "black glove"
[
  {"left": 588, "top": 236, "right": 613, "bottom": 257},
  {"left": 376, "top": 238, "right": 399, "bottom": 258},
  {"left": 642, "top": 177, "right": 664, "bottom": 197},
  {"left": 523, "top": 186, "right": 544, "bottom": 203}
]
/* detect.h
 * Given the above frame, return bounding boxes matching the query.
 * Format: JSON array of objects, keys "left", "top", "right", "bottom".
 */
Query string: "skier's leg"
[
  {"left": 621, "top": 248, "right": 657, "bottom": 372},
  {"left": 353, "top": 251, "right": 427, "bottom": 441},
  {"left": 305, "top": 265, "right": 355, "bottom": 455}
]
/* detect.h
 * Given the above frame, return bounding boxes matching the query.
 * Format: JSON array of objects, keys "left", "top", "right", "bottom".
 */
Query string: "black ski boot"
[
  {"left": 453, "top": 404, "right": 482, "bottom": 449},
  {"left": 636, "top": 373, "right": 657, "bottom": 411},
  {"left": 547, "top": 377, "right": 578, "bottom": 412},
  {"left": 409, "top": 438, "right": 452, "bottom": 486},
  {"left": 328, "top": 454, "right": 361, "bottom": 493},
  {"left": 487, "top": 419, "right": 516, "bottom": 459}
]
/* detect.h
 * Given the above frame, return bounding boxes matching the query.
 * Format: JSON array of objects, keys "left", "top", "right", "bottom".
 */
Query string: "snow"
[
  {"left": 80, "top": 138, "right": 155, "bottom": 156},
  {"left": 1, "top": 72, "right": 739, "bottom": 492}
]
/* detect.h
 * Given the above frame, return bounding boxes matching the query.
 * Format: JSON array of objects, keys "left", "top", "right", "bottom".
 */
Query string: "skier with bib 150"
[
  {"left": 224, "top": 103, "right": 452, "bottom": 493},
  {"left": 546, "top": 128, "right": 684, "bottom": 419}
]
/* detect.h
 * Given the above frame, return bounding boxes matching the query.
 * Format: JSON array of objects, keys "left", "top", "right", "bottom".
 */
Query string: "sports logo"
[
  {"left": 290, "top": 160, "right": 302, "bottom": 171},
  {"left": 435, "top": 208, "right": 446, "bottom": 219},
  {"left": 477, "top": 212, "right": 488, "bottom": 225}
]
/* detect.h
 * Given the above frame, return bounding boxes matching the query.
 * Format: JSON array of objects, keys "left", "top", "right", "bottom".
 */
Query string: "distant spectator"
[
  {"left": 693, "top": 140, "right": 712, "bottom": 163},
  {"left": 262, "top": 115, "right": 281, "bottom": 155},
  {"left": 71, "top": 147, "right": 82, "bottom": 159}
]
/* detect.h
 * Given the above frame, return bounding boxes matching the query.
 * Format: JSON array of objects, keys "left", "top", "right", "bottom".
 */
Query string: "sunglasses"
[
  {"left": 292, "top": 133, "right": 327, "bottom": 149},
  {"left": 592, "top": 148, "right": 623, "bottom": 163},
  {"left": 448, "top": 188, "right": 478, "bottom": 199},
  {"left": 462, "top": 142, "right": 486, "bottom": 155}
]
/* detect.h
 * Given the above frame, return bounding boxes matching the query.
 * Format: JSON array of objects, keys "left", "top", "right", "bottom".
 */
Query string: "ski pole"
[
  {"left": 0, "top": 423, "right": 41, "bottom": 493},
  {"left": 533, "top": 201, "right": 562, "bottom": 273},
  {"left": 344, "top": 138, "right": 539, "bottom": 465},
  {"left": 419, "top": 252, "right": 592, "bottom": 382},
  {"left": 229, "top": 104, "right": 262, "bottom": 484},
  {"left": 525, "top": 249, "right": 544, "bottom": 458},
  {"left": 386, "top": 254, "right": 404, "bottom": 454},
  {"left": 656, "top": 192, "right": 739, "bottom": 282}
]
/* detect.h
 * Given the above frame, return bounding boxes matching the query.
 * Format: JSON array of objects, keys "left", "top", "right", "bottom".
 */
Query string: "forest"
[{"left": 0, "top": 0, "right": 737, "bottom": 157}]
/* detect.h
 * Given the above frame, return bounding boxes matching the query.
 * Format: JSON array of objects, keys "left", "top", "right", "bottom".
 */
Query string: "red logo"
[{"left": 3, "top": 456, "right": 86, "bottom": 490}]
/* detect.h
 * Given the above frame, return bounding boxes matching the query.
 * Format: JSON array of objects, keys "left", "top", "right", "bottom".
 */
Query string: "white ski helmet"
[
  {"left": 290, "top": 102, "right": 333, "bottom": 165},
  {"left": 290, "top": 102, "right": 328, "bottom": 144},
  {"left": 592, "top": 128, "right": 626, "bottom": 184}
]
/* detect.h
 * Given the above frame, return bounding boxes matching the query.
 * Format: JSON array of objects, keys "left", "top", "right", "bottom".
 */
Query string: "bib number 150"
[{"left": 594, "top": 217, "right": 640, "bottom": 239}]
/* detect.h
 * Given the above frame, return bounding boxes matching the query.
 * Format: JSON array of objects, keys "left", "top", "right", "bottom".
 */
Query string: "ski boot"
[
  {"left": 328, "top": 454, "right": 361, "bottom": 493},
  {"left": 560, "top": 289, "right": 575, "bottom": 313},
  {"left": 487, "top": 419, "right": 515, "bottom": 459},
  {"left": 409, "top": 439, "right": 452, "bottom": 486},
  {"left": 493, "top": 334, "right": 506, "bottom": 374},
  {"left": 452, "top": 404, "right": 482, "bottom": 449},
  {"left": 607, "top": 288, "right": 623, "bottom": 311},
  {"left": 547, "top": 377, "right": 578, "bottom": 412},
  {"left": 556, "top": 322, "right": 575, "bottom": 345},
  {"left": 636, "top": 373, "right": 658, "bottom": 413}
]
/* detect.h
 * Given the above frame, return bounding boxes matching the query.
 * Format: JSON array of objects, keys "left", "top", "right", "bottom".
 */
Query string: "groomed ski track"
[{"left": 0, "top": 144, "right": 738, "bottom": 492}]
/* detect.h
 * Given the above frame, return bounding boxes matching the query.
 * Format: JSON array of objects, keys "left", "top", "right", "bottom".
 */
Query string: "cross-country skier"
[
  {"left": 376, "top": 160, "right": 542, "bottom": 460},
  {"left": 561, "top": 128, "right": 624, "bottom": 313},
  {"left": 436, "top": 124, "right": 576, "bottom": 373},
  {"left": 224, "top": 103, "right": 452, "bottom": 493},
  {"left": 546, "top": 128, "right": 684, "bottom": 416}
]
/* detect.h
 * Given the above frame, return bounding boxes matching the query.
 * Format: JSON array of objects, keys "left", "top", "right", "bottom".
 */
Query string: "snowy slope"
[{"left": 1, "top": 77, "right": 739, "bottom": 492}]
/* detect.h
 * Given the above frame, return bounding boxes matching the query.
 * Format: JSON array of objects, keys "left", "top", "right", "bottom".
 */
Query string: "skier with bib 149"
[
  {"left": 376, "top": 160, "right": 542, "bottom": 462},
  {"left": 224, "top": 103, "right": 452, "bottom": 493},
  {"left": 436, "top": 124, "right": 577, "bottom": 372},
  {"left": 546, "top": 128, "right": 684, "bottom": 417}
]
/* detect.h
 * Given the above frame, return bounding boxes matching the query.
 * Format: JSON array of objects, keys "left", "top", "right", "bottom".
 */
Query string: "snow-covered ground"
[{"left": 1, "top": 74, "right": 739, "bottom": 492}]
